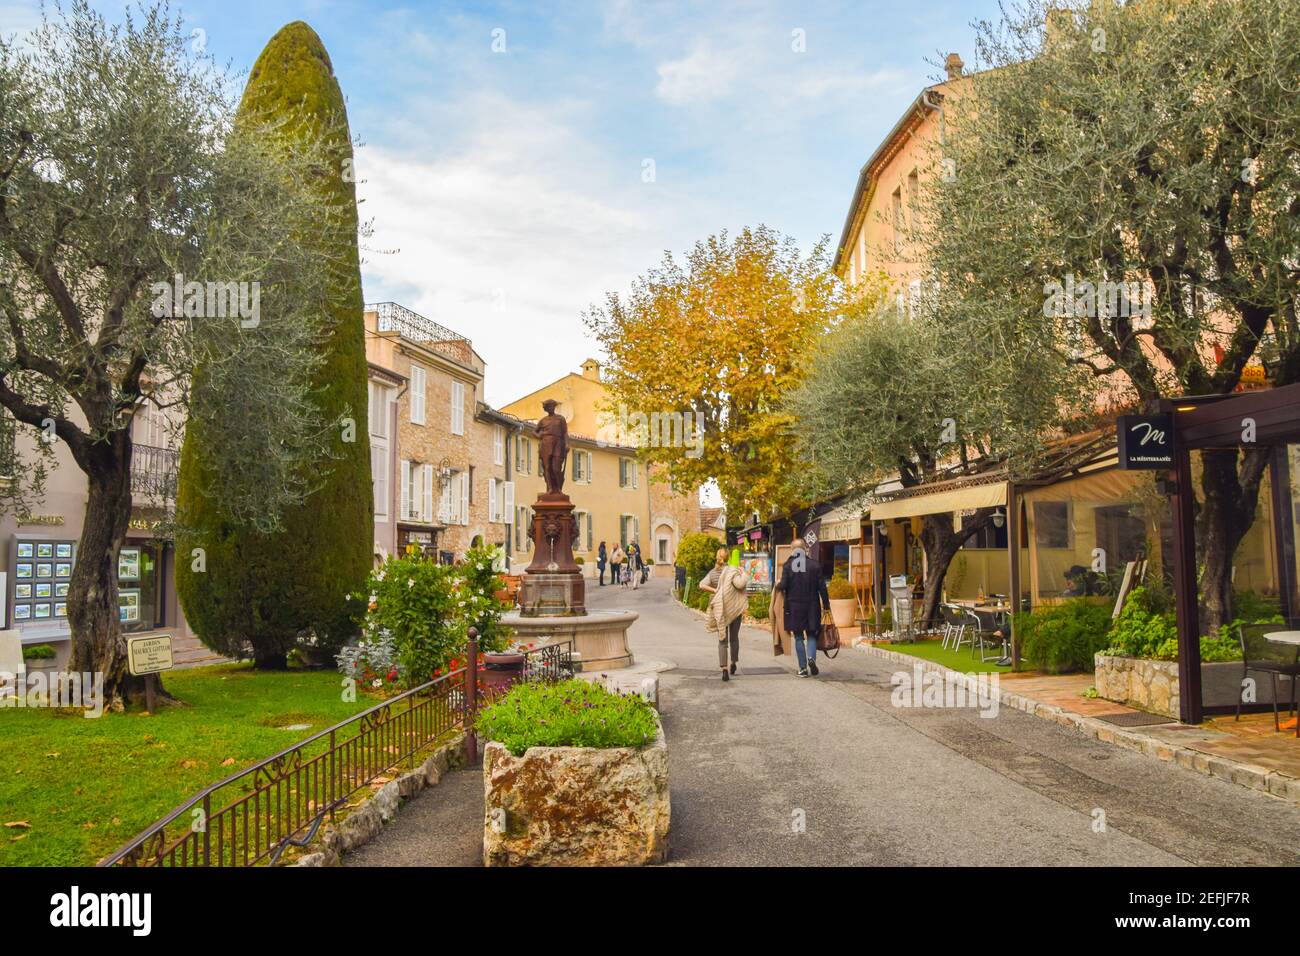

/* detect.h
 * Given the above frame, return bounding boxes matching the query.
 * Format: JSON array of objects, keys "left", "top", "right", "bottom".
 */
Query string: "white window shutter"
[
  {"left": 503, "top": 481, "right": 515, "bottom": 524},
  {"left": 459, "top": 471, "right": 470, "bottom": 525},
  {"left": 633, "top": 461, "right": 639, "bottom": 489},
  {"left": 421, "top": 464, "right": 434, "bottom": 522},
  {"left": 399, "top": 460, "right": 411, "bottom": 519},
  {"left": 488, "top": 478, "right": 497, "bottom": 522},
  {"left": 411, "top": 366, "right": 426, "bottom": 425}
]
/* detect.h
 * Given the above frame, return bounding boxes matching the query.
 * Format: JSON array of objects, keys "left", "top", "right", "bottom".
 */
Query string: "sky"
[{"left": 3, "top": 0, "right": 1004, "bottom": 407}]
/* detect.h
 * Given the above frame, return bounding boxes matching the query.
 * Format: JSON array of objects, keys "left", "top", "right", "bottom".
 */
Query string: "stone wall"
[
  {"left": 1096, "top": 655, "right": 1270, "bottom": 720},
  {"left": 1095, "top": 654, "right": 1181, "bottom": 719},
  {"left": 483, "top": 722, "right": 669, "bottom": 866}
]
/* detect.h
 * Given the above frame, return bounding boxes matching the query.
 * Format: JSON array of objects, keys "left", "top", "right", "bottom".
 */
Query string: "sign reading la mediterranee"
[{"left": 1117, "top": 414, "right": 1176, "bottom": 470}]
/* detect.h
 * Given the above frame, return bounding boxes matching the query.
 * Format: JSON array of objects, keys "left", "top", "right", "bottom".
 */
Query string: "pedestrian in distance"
[
  {"left": 774, "top": 538, "right": 830, "bottom": 677},
  {"left": 702, "top": 547, "right": 750, "bottom": 681},
  {"left": 597, "top": 541, "right": 608, "bottom": 586},
  {"left": 610, "top": 543, "right": 625, "bottom": 587}
]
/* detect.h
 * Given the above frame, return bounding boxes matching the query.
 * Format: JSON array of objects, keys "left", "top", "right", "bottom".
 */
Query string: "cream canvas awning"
[
  {"left": 870, "top": 481, "right": 1007, "bottom": 521},
  {"left": 819, "top": 501, "right": 867, "bottom": 541}
]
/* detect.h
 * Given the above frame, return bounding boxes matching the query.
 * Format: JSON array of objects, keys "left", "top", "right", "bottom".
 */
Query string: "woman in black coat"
[{"left": 775, "top": 538, "right": 830, "bottom": 677}]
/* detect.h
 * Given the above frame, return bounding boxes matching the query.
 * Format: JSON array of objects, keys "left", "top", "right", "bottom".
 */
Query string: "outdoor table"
[{"left": 1263, "top": 632, "right": 1300, "bottom": 731}]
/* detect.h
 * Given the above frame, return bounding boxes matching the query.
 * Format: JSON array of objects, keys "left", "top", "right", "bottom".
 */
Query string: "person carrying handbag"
[
  {"left": 774, "top": 538, "right": 830, "bottom": 677},
  {"left": 702, "top": 547, "right": 750, "bottom": 681}
]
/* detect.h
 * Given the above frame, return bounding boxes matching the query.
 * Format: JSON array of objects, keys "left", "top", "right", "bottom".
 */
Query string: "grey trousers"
[{"left": 719, "top": 615, "right": 741, "bottom": 667}]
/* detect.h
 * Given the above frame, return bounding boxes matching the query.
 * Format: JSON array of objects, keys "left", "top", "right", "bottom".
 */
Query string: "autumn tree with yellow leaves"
[{"left": 585, "top": 226, "right": 880, "bottom": 519}]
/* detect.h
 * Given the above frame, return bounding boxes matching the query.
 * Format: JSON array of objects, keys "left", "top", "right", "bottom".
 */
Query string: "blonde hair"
[{"left": 715, "top": 547, "right": 729, "bottom": 567}]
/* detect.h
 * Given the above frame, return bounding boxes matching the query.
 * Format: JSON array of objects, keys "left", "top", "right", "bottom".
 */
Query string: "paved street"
[{"left": 347, "top": 578, "right": 1300, "bottom": 866}]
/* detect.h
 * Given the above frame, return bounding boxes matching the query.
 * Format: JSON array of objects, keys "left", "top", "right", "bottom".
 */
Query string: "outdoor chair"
[
  {"left": 975, "top": 610, "right": 1010, "bottom": 663},
  {"left": 952, "top": 607, "right": 979, "bottom": 655},
  {"left": 1236, "top": 623, "right": 1300, "bottom": 735},
  {"left": 939, "top": 604, "right": 964, "bottom": 650}
]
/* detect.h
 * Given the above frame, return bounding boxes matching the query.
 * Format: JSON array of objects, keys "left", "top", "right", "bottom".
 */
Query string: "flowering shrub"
[
  {"left": 337, "top": 630, "right": 401, "bottom": 690},
  {"left": 476, "top": 679, "right": 659, "bottom": 756},
  {"left": 340, "top": 546, "right": 511, "bottom": 688}
]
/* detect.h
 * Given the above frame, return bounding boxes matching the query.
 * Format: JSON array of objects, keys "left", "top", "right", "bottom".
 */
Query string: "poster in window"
[
  {"left": 119, "top": 589, "right": 141, "bottom": 623},
  {"left": 36, "top": 563, "right": 52, "bottom": 578},
  {"left": 15, "top": 563, "right": 31, "bottom": 579},
  {"left": 54, "top": 602, "right": 66, "bottom": 618},
  {"left": 13, "top": 604, "right": 30, "bottom": 620},
  {"left": 55, "top": 582, "right": 69, "bottom": 597},
  {"left": 33, "top": 603, "right": 50, "bottom": 619},
  {"left": 118, "top": 548, "right": 141, "bottom": 581},
  {"left": 36, "top": 543, "right": 53, "bottom": 558},
  {"left": 15, "top": 584, "right": 31, "bottom": 599},
  {"left": 55, "top": 543, "right": 72, "bottom": 558},
  {"left": 16, "top": 543, "right": 32, "bottom": 558},
  {"left": 55, "top": 563, "right": 71, "bottom": 578},
  {"left": 35, "top": 582, "right": 50, "bottom": 599}
]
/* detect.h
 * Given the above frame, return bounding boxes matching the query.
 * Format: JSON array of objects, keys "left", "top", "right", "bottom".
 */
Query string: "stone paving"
[{"left": 347, "top": 578, "right": 1300, "bottom": 866}]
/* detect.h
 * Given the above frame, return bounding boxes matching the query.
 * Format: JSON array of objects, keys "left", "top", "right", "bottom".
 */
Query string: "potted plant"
[
  {"left": 22, "top": 643, "right": 59, "bottom": 679},
  {"left": 827, "top": 576, "right": 857, "bottom": 628},
  {"left": 477, "top": 679, "right": 667, "bottom": 866}
]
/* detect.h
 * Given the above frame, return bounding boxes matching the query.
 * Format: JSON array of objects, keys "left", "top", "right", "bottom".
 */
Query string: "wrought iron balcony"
[
  {"left": 131, "top": 443, "right": 179, "bottom": 500},
  {"left": 366, "top": 301, "right": 473, "bottom": 366}
]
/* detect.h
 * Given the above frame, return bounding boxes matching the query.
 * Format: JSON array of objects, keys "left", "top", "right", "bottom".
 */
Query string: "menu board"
[{"left": 10, "top": 537, "right": 77, "bottom": 630}]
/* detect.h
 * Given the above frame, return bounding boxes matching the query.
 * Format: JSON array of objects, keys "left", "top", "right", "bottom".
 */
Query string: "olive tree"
[
  {"left": 923, "top": 0, "right": 1300, "bottom": 632},
  {"left": 0, "top": 1, "right": 341, "bottom": 705}
]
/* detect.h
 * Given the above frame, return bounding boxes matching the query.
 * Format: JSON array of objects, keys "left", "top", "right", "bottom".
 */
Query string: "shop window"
[
  {"left": 1034, "top": 501, "right": 1071, "bottom": 549},
  {"left": 117, "top": 542, "right": 160, "bottom": 633}
]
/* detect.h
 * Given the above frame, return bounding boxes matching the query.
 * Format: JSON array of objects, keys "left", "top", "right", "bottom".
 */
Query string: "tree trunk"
[
  {"left": 66, "top": 435, "right": 158, "bottom": 709},
  {"left": 1197, "top": 446, "right": 1269, "bottom": 636},
  {"left": 918, "top": 509, "right": 996, "bottom": 627}
]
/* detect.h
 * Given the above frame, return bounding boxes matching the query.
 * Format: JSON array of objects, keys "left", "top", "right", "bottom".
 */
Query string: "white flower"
[
  {"left": 376, "top": 571, "right": 386, "bottom": 582},
  {"left": 372, "top": 679, "right": 382, "bottom": 688},
  {"left": 408, "top": 578, "right": 415, "bottom": 588}
]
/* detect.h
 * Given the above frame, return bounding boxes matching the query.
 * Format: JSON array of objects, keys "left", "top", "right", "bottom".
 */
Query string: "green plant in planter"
[
  {"left": 1011, "top": 599, "right": 1113, "bottom": 674},
  {"left": 1104, "top": 586, "right": 1178, "bottom": 660},
  {"left": 22, "top": 643, "right": 57, "bottom": 661},
  {"left": 747, "top": 591, "right": 770, "bottom": 620},
  {"left": 827, "top": 576, "right": 855, "bottom": 601},
  {"left": 476, "top": 678, "right": 658, "bottom": 756}
]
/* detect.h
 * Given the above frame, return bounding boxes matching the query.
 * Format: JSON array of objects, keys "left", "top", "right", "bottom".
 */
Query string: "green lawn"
[
  {"left": 876, "top": 638, "right": 1015, "bottom": 674},
  {"left": 0, "top": 663, "right": 372, "bottom": 867}
]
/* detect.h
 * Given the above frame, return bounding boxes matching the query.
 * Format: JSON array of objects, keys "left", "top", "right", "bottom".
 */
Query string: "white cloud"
[
  {"left": 356, "top": 93, "right": 711, "bottom": 407},
  {"left": 654, "top": 41, "right": 741, "bottom": 106}
]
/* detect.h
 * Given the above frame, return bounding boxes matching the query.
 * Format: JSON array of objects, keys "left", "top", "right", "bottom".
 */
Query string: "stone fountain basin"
[{"left": 501, "top": 608, "right": 637, "bottom": 671}]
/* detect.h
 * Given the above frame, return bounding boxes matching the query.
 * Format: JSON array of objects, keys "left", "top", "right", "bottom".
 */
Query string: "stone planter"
[
  {"left": 829, "top": 598, "right": 856, "bottom": 629},
  {"left": 482, "top": 722, "right": 669, "bottom": 866},
  {"left": 1095, "top": 654, "right": 1278, "bottom": 720}
]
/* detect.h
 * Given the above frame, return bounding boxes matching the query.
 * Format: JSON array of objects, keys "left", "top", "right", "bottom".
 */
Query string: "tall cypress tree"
[{"left": 177, "top": 21, "right": 372, "bottom": 667}]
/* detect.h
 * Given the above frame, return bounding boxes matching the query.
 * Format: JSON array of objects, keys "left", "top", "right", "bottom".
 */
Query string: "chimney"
[
  {"left": 944, "top": 52, "right": 964, "bottom": 81},
  {"left": 581, "top": 358, "right": 601, "bottom": 382}
]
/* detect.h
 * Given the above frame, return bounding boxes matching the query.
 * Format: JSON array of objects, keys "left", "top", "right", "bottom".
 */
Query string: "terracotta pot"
[{"left": 829, "top": 598, "right": 857, "bottom": 629}]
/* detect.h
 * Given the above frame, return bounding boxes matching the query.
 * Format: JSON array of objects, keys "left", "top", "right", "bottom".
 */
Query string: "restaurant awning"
[
  {"left": 870, "top": 481, "right": 1006, "bottom": 521},
  {"left": 818, "top": 501, "right": 867, "bottom": 541}
]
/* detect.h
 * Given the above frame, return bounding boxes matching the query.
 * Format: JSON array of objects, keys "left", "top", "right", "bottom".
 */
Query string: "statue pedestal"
[{"left": 520, "top": 492, "right": 585, "bottom": 616}]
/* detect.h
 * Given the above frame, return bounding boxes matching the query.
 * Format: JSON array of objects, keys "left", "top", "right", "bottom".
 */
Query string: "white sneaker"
[{"left": 797, "top": 668, "right": 809, "bottom": 678}]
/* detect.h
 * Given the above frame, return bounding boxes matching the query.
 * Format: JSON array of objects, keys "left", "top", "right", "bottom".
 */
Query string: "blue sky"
[{"left": 4, "top": 0, "right": 1003, "bottom": 405}]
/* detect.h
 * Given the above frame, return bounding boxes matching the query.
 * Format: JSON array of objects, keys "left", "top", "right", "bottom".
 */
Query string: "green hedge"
[
  {"left": 1012, "top": 599, "right": 1113, "bottom": 674},
  {"left": 748, "top": 591, "right": 770, "bottom": 620}
]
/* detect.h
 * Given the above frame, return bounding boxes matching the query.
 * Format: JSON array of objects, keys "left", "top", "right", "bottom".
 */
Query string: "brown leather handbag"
[{"left": 817, "top": 609, "right": 841, "bottom": 658}]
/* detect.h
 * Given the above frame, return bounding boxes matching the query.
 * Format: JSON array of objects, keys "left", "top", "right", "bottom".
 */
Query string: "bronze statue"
[{"left": 536, "top": 399, "right": 568, "bottom": 495}]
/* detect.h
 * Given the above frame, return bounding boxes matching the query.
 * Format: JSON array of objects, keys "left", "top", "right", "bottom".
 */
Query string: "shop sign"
[
  {"left": 18, "top": 514, "right": 64, "bottom": 526},
  {"left": 127, "top": 635, "right": 173, "bottom": 676},
  {"left": 1117, "top": 414, "right": 1176, "bottom": 470}
]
